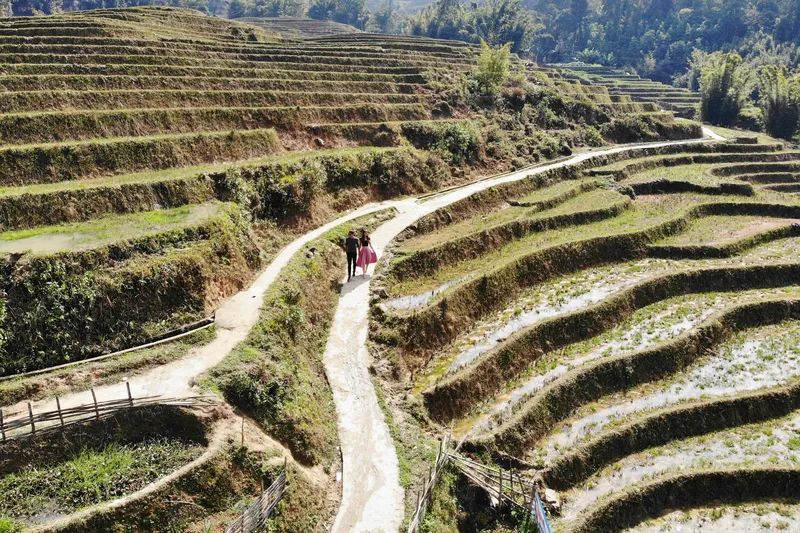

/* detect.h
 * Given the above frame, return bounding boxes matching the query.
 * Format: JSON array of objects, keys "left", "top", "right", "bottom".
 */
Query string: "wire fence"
[
  {"left": 0, "top": 387, "right": 214, "bottom": 443},
  {"left": 223, "top": 464, "right": 288, "bottom": 533}
]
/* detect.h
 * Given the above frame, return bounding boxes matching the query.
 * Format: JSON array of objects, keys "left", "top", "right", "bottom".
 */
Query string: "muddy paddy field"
[{"left": 372, "top": 135, "right": 800, "bottom": 532}]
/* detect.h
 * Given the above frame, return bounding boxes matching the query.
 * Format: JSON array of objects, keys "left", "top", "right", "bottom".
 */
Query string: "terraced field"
[
  {"left": 237, "top": 17, "right": 360, "bottom": 39},
  {"left": 0, "top": 9, "right": 493, "bottom": 532},
  {"left": 374, "top": 132, "right": 800, "bottom": 532},
  {"left": 0, "top": 6, "right": 484, "bottom": 375},
  {"left": 0, "top": 7, "right": 738, "bottom": 533},
  {"left": 543, "top": 64, "right": 701, "bottom": 118}
]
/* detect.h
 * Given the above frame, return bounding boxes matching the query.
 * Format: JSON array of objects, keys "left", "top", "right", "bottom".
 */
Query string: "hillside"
[
  {"left": 375, "top": 128, "right": 800, "bottom": 532},
  {"left": 526, "top": 0, "right": 800, "bottom": 81},
  {"left": 0, "top": 6, "right": 720, "bottom": 533},
  {"left": 236, "top": 16, "right": 360, "bottom": 39}
]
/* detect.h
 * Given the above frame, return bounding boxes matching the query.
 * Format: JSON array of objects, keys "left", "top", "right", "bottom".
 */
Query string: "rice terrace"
[{"left": 0, "top": 1, "right": 798, "bottom": 533}]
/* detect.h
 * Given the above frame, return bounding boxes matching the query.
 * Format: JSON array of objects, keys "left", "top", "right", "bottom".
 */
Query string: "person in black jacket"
[{"left": 343, "top": 230, "right": 361, "bottom": 281}]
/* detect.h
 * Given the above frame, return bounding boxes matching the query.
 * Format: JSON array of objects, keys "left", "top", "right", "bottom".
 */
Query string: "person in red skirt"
[{"left": 356, "top": 229, "right": 378, "bottom": 277}]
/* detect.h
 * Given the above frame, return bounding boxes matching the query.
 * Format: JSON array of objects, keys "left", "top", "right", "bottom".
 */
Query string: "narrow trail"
[
  {"left": 4, "top": 131, "right": 720, "bottom": 532},
  {"left": 324, "top": 132, "right": 718, "bottom": 533}
]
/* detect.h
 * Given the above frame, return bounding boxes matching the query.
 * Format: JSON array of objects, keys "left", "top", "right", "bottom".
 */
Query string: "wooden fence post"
[
  {"left": 126, "top": 381, "right": 133, "bottom": 407},
  {"left": 0, "top": 408, "right": 5, "bottom": 442},
  {"left": 56, "top": 396, "right": 64, "bottom": 427},
  {"left": 90, "top": 388, "right": 100, "bottom": 419},
  {"left": 498, "top": 469, "right": 503, "bottom": 506},
  {"left": 27, "top": 402, "right": 35, "bottom": 434}
]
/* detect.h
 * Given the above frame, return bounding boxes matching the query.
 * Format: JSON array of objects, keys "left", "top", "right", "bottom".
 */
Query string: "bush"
[
  {"left": 239, "top": 149, "right": 448, "bottom": 223},
  {"left": 401, "top": 122, "right": 482, "bottom": 164},
  {"left": 757, "top": 65, "right": 800, "bottom": 139},
  {"left": 736, "top": 103, "right": 765, "bottom": 132},
  {"left": 700, "top": 52, "right": 754, "bottom": 126}
]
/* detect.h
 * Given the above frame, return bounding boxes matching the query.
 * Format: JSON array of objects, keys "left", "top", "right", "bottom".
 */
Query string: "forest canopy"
[{"left": 409, "top": 0, "right": 800, "bottom": 82}]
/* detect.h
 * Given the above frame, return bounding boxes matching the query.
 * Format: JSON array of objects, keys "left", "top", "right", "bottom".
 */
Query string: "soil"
[
  {"left": 537, "top": 315, "right": 800, "bottom": 463},
  {"left": 558, "top": 413, "right": 800, "bottom": 522},
  {"left": 626, "top": 505, "right": 800, "bottom": 532}
]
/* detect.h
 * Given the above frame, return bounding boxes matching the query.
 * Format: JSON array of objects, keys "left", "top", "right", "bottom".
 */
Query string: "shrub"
[
  {"left": 757, "top": 65, "right": 800, "bottom": 139},
  {"left": 699, "top": 52, "right": 754, "bottom": 126},
  {"left": 401, "top": 122, "right": 482, "bottom": 164},
  {"left": 463, "top": 40, "right": 512, "bottom": 105},
  {"left": 736, "top": 104, "right": 765, "bottom": 132}
]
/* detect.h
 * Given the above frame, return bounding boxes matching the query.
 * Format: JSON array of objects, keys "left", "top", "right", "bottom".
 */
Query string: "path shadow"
[{"left": 340, "top": 274, "right": 370, "bottom": 297}]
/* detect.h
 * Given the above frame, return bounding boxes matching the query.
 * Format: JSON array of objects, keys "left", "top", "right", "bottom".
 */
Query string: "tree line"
[
  {"left": 409, "top": 0, "right": 800, "bottom": 82},
  {"left": 5, "top": 0, "right": 800, "bottom": 97}
]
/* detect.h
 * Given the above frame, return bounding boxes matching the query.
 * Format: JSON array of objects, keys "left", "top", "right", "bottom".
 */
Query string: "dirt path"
[
  {"left": 3, "top": 199, "right": 401, "bottom": 418},
  {"left": 324, "top": 134, "right": 719, "bottom": 533}
]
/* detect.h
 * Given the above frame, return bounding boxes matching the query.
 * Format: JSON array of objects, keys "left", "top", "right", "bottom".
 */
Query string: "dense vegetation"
[
  {"left": 409, "top": 0, "right": 800, "bottom": 85},
  {"left": 694, "top": 50, "right": 800, "bottom": 140}
]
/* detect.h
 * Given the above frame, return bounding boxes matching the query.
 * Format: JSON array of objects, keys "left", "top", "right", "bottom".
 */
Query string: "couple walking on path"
[{"left": 344, "top": 229, "right": 378, "bottom": 281}]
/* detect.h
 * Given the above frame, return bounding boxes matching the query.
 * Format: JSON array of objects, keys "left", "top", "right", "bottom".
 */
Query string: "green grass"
[
  {"left": 0, "top": 437, "right": 203, "bottom": 523},
  {"left": 656, "top": 215, "right": 796, "bottom": 246},
  {"left": 513, "top": 178, "right": 598, "bottom": 204},
  {"left": 622, "top": 162, "right": 800, "bottom": 202},
  {"left": 622, "top": 162, "right": 722, "bottom": 183},
  {"left": 0, "top": 518, "right": 23, "bottom": 533},
  {"left": 705, "top": 125, "right": 779, "bottom": 145},
  {"left": 0, "top": 202, "right": 222, "bottom": 254},
  {"left": 397, "top": 187, "right": 625, "bottom": 255},
  {"left": 388, "top": 191, "right": 799, "bottom": 300}
]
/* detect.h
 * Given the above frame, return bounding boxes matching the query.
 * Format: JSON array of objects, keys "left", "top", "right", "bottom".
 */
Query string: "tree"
[
  {"left": 675, "top": 49, "right": 710, "bottom": 91},
  {"left": 758, "top": 65, "right": 800, "bottom": 139},
  {"left": 473, "top": 40, "right": 511, "bottom": 95},
  {"left": 227, "top": 0, "right": 247, "bottom": 18},
  {"left": 0, "top": 0, "right": 11, "bottom": 16},
  {"left": 473, "top": 0, "right": 541, "bottom": 53},
  {"left": 308, "top": 0, "right": 366, "bottom": 28},
  {"left": 699, "top": 52, "right": 754, "bottom": 126},
  {"left": 369, "top": 0, "right": 398, "bottom": 33},
  {"left": 306, "top": 0, "right": 333, "bottom": 19},
  {"left": 569, "top": 0, "right": 588, "bottom": 48},
  {"left": 408, "top": 0, "right": 539, "bottom": 53}
]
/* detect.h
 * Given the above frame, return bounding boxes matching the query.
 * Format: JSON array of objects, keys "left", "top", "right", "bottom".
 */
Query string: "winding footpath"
[
  {"left": 3, "top": 129, "right": 722, "bottom": 533},
  {"left": 2, "top": 199, "right": 401, "bottom": 417},
  {"left": 325, "top": 130, "right": 721, "bottom": 533}
]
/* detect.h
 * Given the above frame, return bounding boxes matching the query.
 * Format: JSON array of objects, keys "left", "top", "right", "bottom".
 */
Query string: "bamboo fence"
[
  {"left": 0, "top": 388, "right": 214, "bottom": 443},
  {"left": 406, "top": 432, "right": 451, "bottom": 533},
  {"left": 448, "top": 452, "right": 532, "bottom": 510},
  {"left": 223, "top": 463, "right": 288, "bottom": 533}
]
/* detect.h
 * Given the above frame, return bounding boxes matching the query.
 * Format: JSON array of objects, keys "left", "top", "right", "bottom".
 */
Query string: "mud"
[
  {"left": 383, "top": 275, "right": 470, "bottom": 311},
  {"left": 559, "top": 412, "right": 800, "bottom": 521},
  {"left": 539, "top": 317, "right": 800, "bottom": 461},
  {"left": 626, "top": 504, "right": 800, "bottom": 533},
  {"left": 471, "top": 298, "right": 720, "bottom": 433}
]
